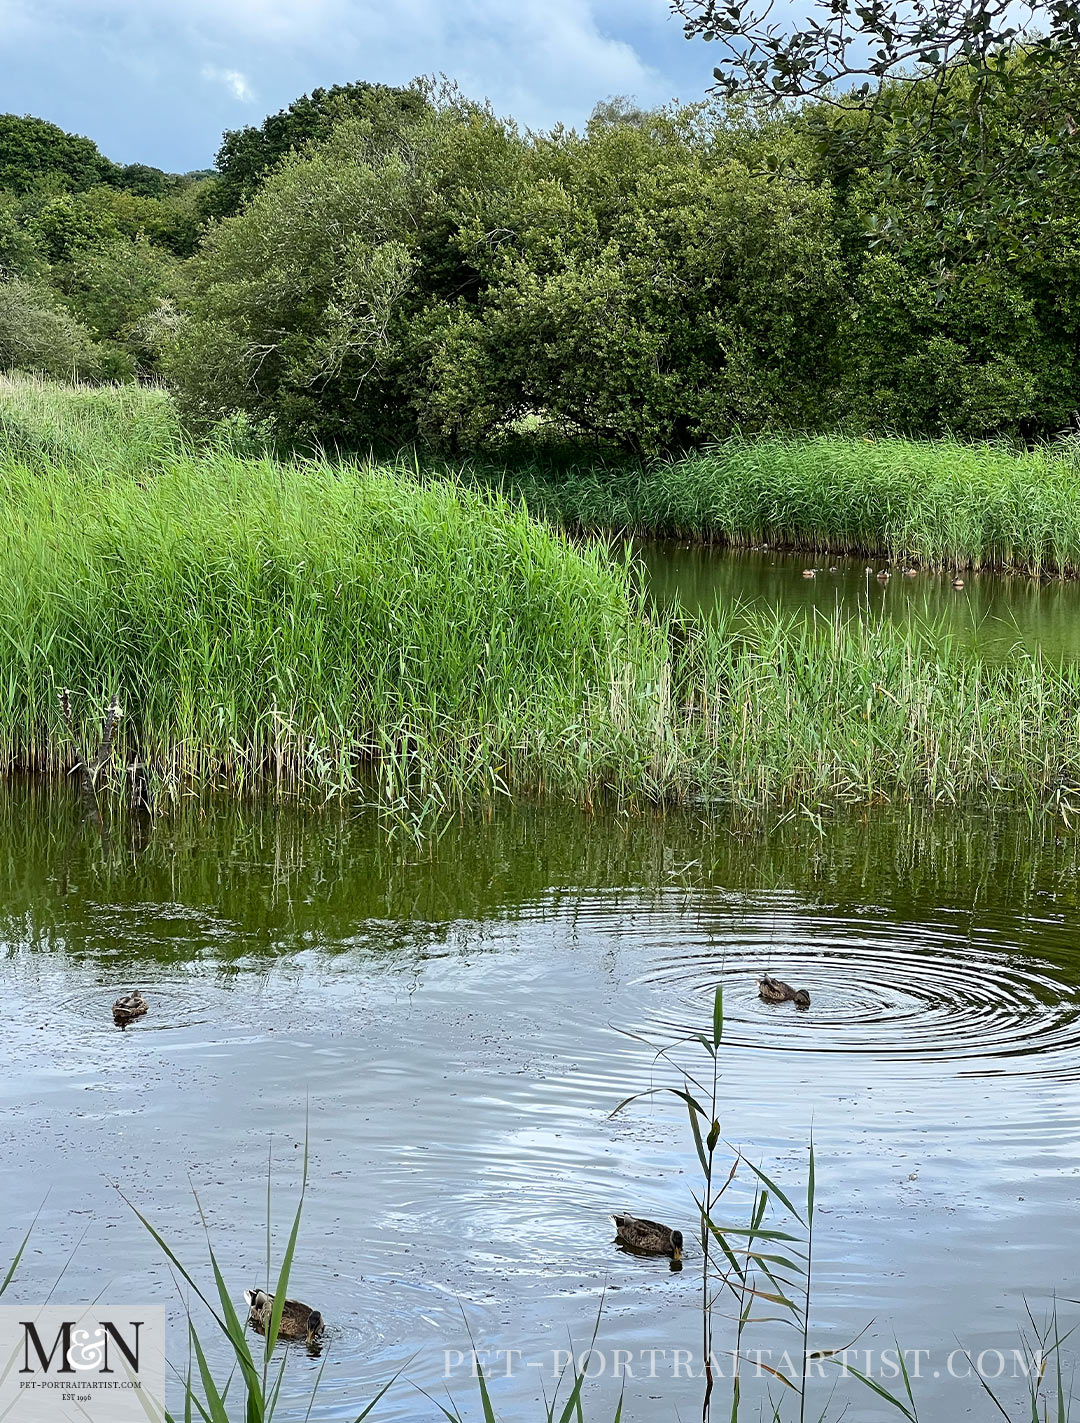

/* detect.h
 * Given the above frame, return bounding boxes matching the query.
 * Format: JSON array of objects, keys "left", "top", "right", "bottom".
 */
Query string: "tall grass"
[
  {"left": 0, "top": 372, "right": 182, "bottom": 475},
  {"left": 0, "top": 451, "right": 638, "bottom": 806},
  {"left": 470, "top": 435, "right": 1080, "bottom": 575},
  {"left": 3, "top": 379, "right": 1080, "bottom": 810},
  {"left": 4, "top": 445, "right": 1080, "bottom": 809}
]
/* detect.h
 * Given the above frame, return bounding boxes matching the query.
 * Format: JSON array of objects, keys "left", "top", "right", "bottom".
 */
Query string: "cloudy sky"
[{"left": 0, "top": 0, "right": 715, "bottom": 173}]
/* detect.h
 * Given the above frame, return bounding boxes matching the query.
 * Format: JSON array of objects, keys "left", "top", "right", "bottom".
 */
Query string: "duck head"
[
  {"left": 670, "top": 1230, "right": 683, "bottom": 1262},
  {"left": 793, "top": 989, "right": 811, "bottom": 1009}
]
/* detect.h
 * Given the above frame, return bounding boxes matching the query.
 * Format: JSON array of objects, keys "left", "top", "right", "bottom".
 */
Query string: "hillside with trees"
[{"left": 2, "top": 57, "right": 1078, "bottom": 449}]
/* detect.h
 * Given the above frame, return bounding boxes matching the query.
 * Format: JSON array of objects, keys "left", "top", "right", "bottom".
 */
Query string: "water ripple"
[{"left": 630, "top": 919, "right": 1080, "bottom": 1078}]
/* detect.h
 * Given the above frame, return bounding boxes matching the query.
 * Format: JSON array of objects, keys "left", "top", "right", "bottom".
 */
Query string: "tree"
[
  {"left": 0, "top": 114, "right": 118, "bottom": 195},
  {"left": 169, "top": 98, "right": 847, "bottom": 451},
  {"left": 0, "top": 278, "right": 103, "bottom": 378},
  {"left": 210, "top": 80, "right": 430, "bottom": 216},
  {"left": 671, "top": 0, "right": 1080, "bottom": 263}
]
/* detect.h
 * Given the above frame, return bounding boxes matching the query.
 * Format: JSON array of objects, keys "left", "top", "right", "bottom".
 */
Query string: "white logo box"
[{"left": 0, "top": 1306, "right": 166, "bottom": 1421}]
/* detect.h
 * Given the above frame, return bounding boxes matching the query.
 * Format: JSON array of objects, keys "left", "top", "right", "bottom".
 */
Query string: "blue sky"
[{"left": 0, "top": 0, "right": 715, "bottom": 172}]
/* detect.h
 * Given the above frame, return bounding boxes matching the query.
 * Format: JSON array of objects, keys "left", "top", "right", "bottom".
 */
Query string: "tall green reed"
[
  {"left": 465, "top": 434, "right": 1080, "bottom": 576},
  {"left": 6, "top": 381, "right": 1080, "bottom": 815},
  {"left": 6, "top": 448, "right": 1080, "bottom": 813},
  {"left": 615, "top": 986, "right": 924, "bottom": 1422},
  {"left": 124, "top": 1139, "right": 395, "bottom": 1423}
]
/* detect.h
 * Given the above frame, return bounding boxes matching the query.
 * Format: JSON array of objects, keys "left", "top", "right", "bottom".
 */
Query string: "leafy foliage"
[
  {"left": 170, "top": 97, "right": 846, "bottom": 452},
  {"left": 210, "top": 78, "right": 430, "bottom": 216},
  {"left": 0, "top": 114, "right": 118, "bottom": 195},
  {"left": 673, "top": 0, "right": 1080, "bottom": 264}
]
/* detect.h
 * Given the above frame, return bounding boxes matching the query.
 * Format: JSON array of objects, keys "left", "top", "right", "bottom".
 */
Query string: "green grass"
[
  {"left": 4, "top": 443, "right": 1080, "bottom": 811},
  {"left": 0, "top": 372, "right": 182, "bottom": 475},
  {"left": 469, "top": 434, "right": 1080, "bottom": 575},
  {"left": 4, "top": 381, "right": 1080, "bottom": 811},
  {"left": 0, "top": 449, "right": 640, "bottom": 807}
]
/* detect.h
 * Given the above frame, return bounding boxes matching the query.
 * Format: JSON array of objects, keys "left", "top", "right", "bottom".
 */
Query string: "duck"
[
  {"left": 244, "top": 1288, "right": 324, "bottom": 1345},
  {"left": 757, "top": 974, "right": 811, "bottom": 1009},
  {"left": 611, "top": 1212, "right": 683, "bottom": 1261},
  {"left": 112, "top": 990, "right": 148, "bottom": 1025},
  {"left": 875, "top": 569, "right": 890, "bottom": 582},
  {"left": 952, "top": 576, "right": 965, "bottom": 589},
  {"left": 801, "top": 568, "right": 816, "bottom": 579}
]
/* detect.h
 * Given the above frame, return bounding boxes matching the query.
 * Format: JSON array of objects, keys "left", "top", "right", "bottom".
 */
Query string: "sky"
[{"left": 0, "top": 0, "right": 717, "bottom": 173}]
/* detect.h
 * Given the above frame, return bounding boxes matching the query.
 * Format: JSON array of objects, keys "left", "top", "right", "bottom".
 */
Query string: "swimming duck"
[
  {"left": 112, "top": 991, "right": 147, "bottom": 1025},
  {"left": 611, "top": 1213, "right": 683, "bottom": 1261},
  {"left": 757, "top": 974, "right": 811, "bottom": 1008},
  {"left": 952, "top": 577, "right": 965, "bottom": 589},
  {"left": 801, "top": 568, "right": 816, "bottom": 579},
  {"left": 244, "top": 1288, "right": 324, "bottom": 1345}
]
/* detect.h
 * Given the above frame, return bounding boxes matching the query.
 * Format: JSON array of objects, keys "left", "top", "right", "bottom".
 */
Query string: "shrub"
[{"left": 0, "top": 279, "right": 102, "bottom": 379}]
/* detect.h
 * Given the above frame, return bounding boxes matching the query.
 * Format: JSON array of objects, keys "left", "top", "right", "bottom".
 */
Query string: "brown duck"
[
  {"left": 244, "top": 1288, "right": 324, "bottom": 1346},
  {"left": 757, "top": 975, "right": 810, "bottom": 1009},
  {"left": 112, "top": 991, "right": 148, "bottom": 1025},
  {"left": 612, "top": 1213, "right": 683, "bottom": 1261}
]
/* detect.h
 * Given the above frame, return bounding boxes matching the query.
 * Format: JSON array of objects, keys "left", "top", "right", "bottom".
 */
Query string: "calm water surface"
[
  {"left": 2, "top": 787, "right": 1080, "bottom": 1420},
  {"left": 639, "top": 542, "right": 1080, "bottom": 661}
]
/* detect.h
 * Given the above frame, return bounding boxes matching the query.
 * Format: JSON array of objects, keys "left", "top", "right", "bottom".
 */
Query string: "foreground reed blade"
[{"left": 614, "top": 987, "right": 936, "bottom": 1422}]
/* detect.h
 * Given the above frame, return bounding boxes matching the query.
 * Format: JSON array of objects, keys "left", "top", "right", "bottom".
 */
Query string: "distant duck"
[
  {"left": 876, "top": 569, "right": 890, "bottom": 582},
  {"left": 244, "top": 1288, "right": 324, "bottom": 1346},
  {"left": 952, "top": 576, "right": 965, "bottom": 589},
  {"left": 903, "top": 568, "right": 918, "bottom": 578},
  {"left": 612, "top": 1213, "right": 683, "bottom": 1261},
  {"left": 112, "top": 991, "right": 147, "bottom": 1026},
  {"left": 802, "top": 568, "right": 816, "bottom": 579},
  {"left": 757, "top": 974, "right": 811, "bottom": 1009},
  {"left": 829, "top": 566, "right": 839, "bottom": 574}
]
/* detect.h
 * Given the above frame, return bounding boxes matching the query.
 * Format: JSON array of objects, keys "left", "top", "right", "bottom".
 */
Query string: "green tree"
[
  {"left": 210, "top": 79, "right": 430, "bottom": 216},
  {"left": 0, "top": 278, "right": 103, "bottom": 378},
  {"left": 671, "top": 0, "right": 1080, "bottom": 265},
  {"left": 170, "top": 97, "right": 846, "bottom": 451},
  {"left": 0, "top": 114, "right": 119, "bottom": 194}
]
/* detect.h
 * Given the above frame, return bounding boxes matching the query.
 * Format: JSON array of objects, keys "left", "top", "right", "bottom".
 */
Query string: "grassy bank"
[
  {"left": 0, "top": 450, "right": 639, "bottom": 806},
  {"left": 0, "top": 372, "right": 182, "bottom": 474},
  {"left": 3, "top": 379, "right": 1080, "bottom": 810},
  {"left": 473, "top": 435, "right": 1080, "bottom": 575},
  {"left": 4, "top": 442, "right": 1080, "bottom": 810}
]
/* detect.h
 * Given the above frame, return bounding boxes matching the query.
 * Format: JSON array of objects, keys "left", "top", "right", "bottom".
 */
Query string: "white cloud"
[
  {"left": 202, "top": 63, "right": 256, "bottom": 102},
  {"left": 0, "top": 0, "right": 710, "bottom": 167}
]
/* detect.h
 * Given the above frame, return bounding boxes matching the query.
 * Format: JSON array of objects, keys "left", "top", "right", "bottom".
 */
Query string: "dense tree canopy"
[
  {"left": 211, "top": 80, "right": 430, "bottom": 216},
  {"left": 0, "top": 63, "right": 1079, "bottom": 447},
  {"left": 0, "top": 115, "right": 117, "bottom": 194}
]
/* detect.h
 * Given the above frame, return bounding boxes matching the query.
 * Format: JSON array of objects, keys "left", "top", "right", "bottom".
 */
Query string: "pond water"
[
  {"left": 2, "top": 785, "right": 1080, "bottom": 1421},
  {"left": 639, "top": 542, "right": 1080, "bottom": 661}
]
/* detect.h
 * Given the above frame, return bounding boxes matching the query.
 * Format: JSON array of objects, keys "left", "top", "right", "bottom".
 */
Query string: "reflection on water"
[
  {"left": 1, "top": 784, "right": 1080, "bottom": 1419},
  {"left": 638, "top": 541, "right": 1080, "bottom": 660}
]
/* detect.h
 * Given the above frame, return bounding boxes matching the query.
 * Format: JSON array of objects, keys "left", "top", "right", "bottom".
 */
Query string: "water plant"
[
  {"left": 124, "top": 1142, "right": 395, "bottom": 1423},
  {"left": 6, "top": 380, "right": 1080, "bottom": 816},
  {"left": 466, "top": 434, "right": 1080, "bottom": 577}
]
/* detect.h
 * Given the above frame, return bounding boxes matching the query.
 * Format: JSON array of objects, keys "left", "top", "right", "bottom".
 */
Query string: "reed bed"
[
  {"left": 472, "top": 435, "right": 1080, "bottom": 575},
  {"left": 4, "top": 436, "right": 1080, "bottom": 810},
  {"left": 0, "top": 372, "right": 182, "bottom": 475}
]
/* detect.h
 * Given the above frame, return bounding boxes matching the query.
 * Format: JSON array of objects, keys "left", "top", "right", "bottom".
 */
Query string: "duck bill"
[{"left": 672, "top": 1247, "right": 682, "bottom": 1263}]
